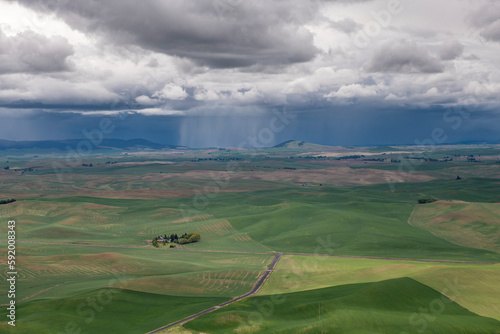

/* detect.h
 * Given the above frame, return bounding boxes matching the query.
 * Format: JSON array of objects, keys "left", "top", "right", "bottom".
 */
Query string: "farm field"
[
  {"left": 0, "top": 244, "right": 272, "bottom": 333},
  {"left": 183, "top": 278, "right": 500, "bottom": 334},
  {"left": 409, "top": 200, "right": 500, "bottom": 253},
  {"left": 0, "top": 143, "right": 499, "bottom": 333},
  {"left": 1, "top": 179, "right": 500, "bottom": 261},
  {"left": 258, "top": 255, "right": 500, "bottom": 321}
]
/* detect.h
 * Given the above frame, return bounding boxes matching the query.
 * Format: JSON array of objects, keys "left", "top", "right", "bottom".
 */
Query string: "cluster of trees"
[
  {"left": 417, "top": 198, "right": 437, "bottom": 204},
  {"left": 152, "top": 232, "right": 201, "bottom": 247},
  {"left": 0, "top": 198, "right": 16, "bottom": 205}
]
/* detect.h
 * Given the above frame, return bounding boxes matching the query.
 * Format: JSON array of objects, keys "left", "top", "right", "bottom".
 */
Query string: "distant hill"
[
  {"left": 273, "top": 140, "right": 303, "bottom": 148},
  {"left": 0, "top": 138, "right": 181, "bottom": 152},
  {"left": 271, "top": 140, "right": 343, "bottom": 151},
  {"left": 273, "top": 140, "right": 500, "bottom": 150},
  {"left": 273, "top": 140, "right": 324, "bottom": 148}
]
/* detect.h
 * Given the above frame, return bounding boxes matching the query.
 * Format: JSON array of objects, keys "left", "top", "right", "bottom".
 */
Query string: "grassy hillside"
[
  {"left": 258, "top": 255, "right": 500, "bottom": 321},
  {"left": 0, "top": 244, "right": 272, "bottom": 305},
  {"left": 0, "top": 289, "right": 227, "bottom": 334},
  {"left": 410, "top": 200, "right": 500, "bottom": 253},
  {"left": 0, "top": 146, "right": 498, "bottom": 333},
  {"left": 0, "top": 245, "right": 272, "bottom": 333},
  {"left": 184, "top": 278, "right": 500, "bottom": 334},
  {"left": 2, "top": 180, "right": 499, "bottom": 261}
]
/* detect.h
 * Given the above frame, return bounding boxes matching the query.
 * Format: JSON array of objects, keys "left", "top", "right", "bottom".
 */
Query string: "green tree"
[
  {"left": 418, "top": 198, "right": 437, "bottom": 204},
  {"left": 187, "top": 232, "right": 201, "bottom": 243},
  {"left": 152, "top": 237, "right": 159, "bottom": 248},
  {"left": 0, "top": 198, "right": 16, "bottom": 205}
]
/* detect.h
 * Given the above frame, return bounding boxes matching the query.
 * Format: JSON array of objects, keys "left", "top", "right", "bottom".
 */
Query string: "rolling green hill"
[{"left": 185, "top": 278, "right": 500, "bottom": 334}]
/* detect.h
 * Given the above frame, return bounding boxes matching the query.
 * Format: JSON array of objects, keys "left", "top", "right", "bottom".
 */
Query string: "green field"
[
  {"left": 258, "top": 255, "right": 500, "bottom": 321},
  {"left": 2, "top": 180, "right": 499, "bottom": 261},
  {"left": 0, "top": 144, "right": 499, "bottom": 333},
  {"left": 184, "top": 278, "right": 500, "bottom": 334},
  {"left": 0, "top": 244, "right": 272, "bottom": 333},
  {"left": 1, "top": 288, "right": 227, "bottom": 334},
  {"left": 410, "top": 200, "right": 500, "bottom": 253}
]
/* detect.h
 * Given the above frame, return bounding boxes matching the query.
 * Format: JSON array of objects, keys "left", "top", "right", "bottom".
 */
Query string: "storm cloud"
[
  {"left": 366, "top": 40, "right": 443, "bottom": 74},
  {"left": 0, "top": 0, "right": 499, "bottom": 146},
  {"left": 12, "top": 0, "right": 320, "bottom": 68}
]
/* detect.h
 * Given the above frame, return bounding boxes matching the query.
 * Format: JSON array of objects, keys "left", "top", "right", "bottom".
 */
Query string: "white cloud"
[
  {"left": 194, "top": 88, "right": 219, "bottom": 101},
  {"left": 0, "top": 29, "right": 73, "bottom": 74},
  {"left": 325, "top": 83, "right": 378, "bottom": 99},
  {"left": 152, "top": 83, "right": 187, "bottom": 100},
  {"left": 135, "top": 95, "right": 159, "bottom": 106},
  {"left": 133, "top": 108, "right": 184, "bottom": 116},
  {"left": 329, "top": 18, "right": 362, "bottom": 34}
]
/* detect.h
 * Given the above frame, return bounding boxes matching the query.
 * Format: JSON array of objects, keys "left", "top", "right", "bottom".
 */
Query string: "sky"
[{"left": 0, "top": 0, "right": 499, "bottom": 147}]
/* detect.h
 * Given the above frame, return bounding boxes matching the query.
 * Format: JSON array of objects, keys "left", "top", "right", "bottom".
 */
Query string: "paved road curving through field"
[
  {"left": 13, "top": 240, "right": 499, "bottom": 333},
  {"left": 145, "top": 252, "right": 283, "bottom": 334}
]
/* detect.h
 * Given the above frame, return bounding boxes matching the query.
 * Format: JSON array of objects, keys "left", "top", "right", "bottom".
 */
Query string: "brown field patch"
[
  {"left": 199, "top": 219, "right": 233, "bottom": 236},
  {"left": 73, "top": 190, "right": 194, "bottom": 199},
  {"left": 151, "top": 208, "right": 181, "bottom": 218},
  {"left": 93, "top": 224, "right": 119, "bottom": 230},
  {"left": 239, "top": 166, "right": 434, "bottom": 185},
  {"left": 356, "top": 264, "right": 421, "bottom": 276},
  {"left": 310, "top": 151, "right": 417, "bottom": 157},
  {"left": 170, "top": 214, "right": 214, "bottom": 224},
  {"left": 18, "top": 252, "right": 148, "bottom": 277},
  {"left": 443, "top": 165, "right": 500, "bottom": 179},
  {"left": 0, "top": 203, "right": 23, "bottom": 218},
  {"left": 231, "top": 233, "right": 252, "bottom": 243},
  {"left": 125, "top": 276, "right": 208, "bottom": 296},
  {"left": 89, "top": 215, "right": 112, "bottom": 223},
  {"left": 125, "top": 268, "right": 260, "bottom": 297},
  {"left": 217, "top": 314, "right": 245, "bottom": 324},
  {"left": 59, "top": 217, "right": 85, "bottom": 227},
  {"left": 409, "top": 200, "right": 500, "bottom": 253}
]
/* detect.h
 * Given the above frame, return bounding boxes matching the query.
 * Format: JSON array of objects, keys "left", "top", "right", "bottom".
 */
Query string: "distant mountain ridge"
[
  {"left": 0, "top": 138, "right": 498, "bottom": 153},
  {"left": 273, "top": 139, "right": 500, "bottom": 148},
  {"left": 273, "top": 140, "right": 325, "bottom": 148},
  {"left": 0, "top": 138, "right": 181, "bottom": 151}
]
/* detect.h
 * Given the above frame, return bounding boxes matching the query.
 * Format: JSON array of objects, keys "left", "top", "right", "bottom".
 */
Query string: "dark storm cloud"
[
  {"left": 366, "top": 40, "right": 443, "bottom": 73},
  {"left": 13, "top": 0, "right": 321, "bottom": 68},
  {"left": 439, "top": 40, "right": 464, "bottom": 60},
  {"left": 0, "top": 29, "right": 73, "bottom": 74}
]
